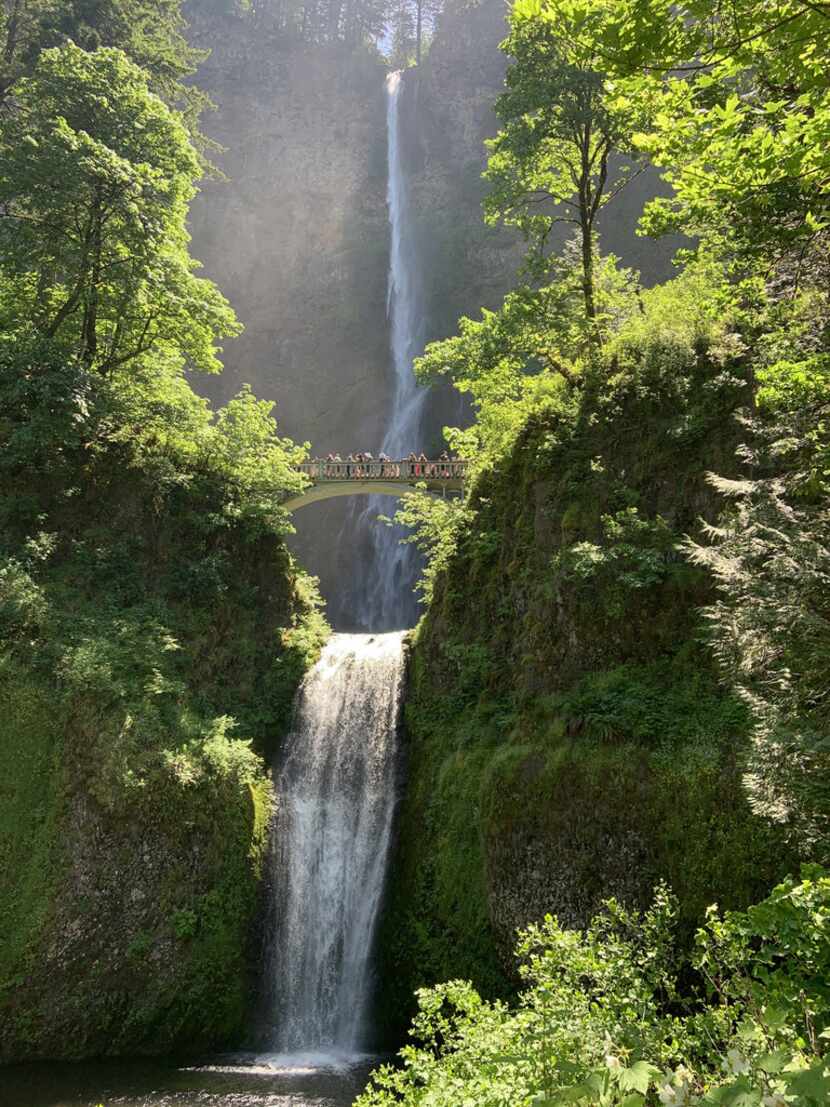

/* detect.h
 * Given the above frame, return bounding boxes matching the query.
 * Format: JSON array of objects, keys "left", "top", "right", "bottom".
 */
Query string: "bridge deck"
[
  {"left": 283, "top": 458, "right": 467, "bottom": 512},
  {"left": 298, "top": 459, "right": 467, "bottom": 483}
]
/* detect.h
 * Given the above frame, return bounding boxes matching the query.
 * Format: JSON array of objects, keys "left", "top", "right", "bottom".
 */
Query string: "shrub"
[{"left": 360, "top": 870, "right": 830, "bottom": 1107}]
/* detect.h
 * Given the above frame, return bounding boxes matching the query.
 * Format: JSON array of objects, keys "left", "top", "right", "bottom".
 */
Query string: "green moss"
[
  {"left": 0, "top": 659, "right": 64, "bottom": 998},
  {"left": 377, "top": 359, "right": 798, "bottom": 1037},
  {"left": 0, "top": 415, "right": 326, "bottom": 1060},
  {"left": 0, "top": 643, "right": 285, "bottom": 1059},
  {"left": 379, "top": 654, "right": 798, "bottom": 1040}
]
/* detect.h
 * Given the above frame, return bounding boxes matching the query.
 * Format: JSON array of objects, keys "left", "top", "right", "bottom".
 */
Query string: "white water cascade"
[
  {"left": 383, "top": 70, "right": 428, "bottom": 453},
  {"left": 356, "top": 70, "right": 428, "bottom": 631},
  {"left": 266, "top": 633, "right": 405, "bottom": 1058}
]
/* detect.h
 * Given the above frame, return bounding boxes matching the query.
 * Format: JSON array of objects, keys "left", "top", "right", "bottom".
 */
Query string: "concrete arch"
[{"left": 282, "top": 480, "right": 463, "bottom": 513}]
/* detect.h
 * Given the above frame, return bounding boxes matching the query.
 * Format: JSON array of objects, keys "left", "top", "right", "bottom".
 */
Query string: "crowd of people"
[{"left": 313, "top": 451, "right": 462, "bottom": 480}]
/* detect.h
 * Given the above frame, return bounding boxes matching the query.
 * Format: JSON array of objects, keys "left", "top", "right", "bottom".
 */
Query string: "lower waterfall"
[{"left": 265, "top": 633, "right": 405, "bottom": 1058}]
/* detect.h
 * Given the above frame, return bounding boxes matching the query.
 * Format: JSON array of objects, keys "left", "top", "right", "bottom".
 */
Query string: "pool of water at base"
[{"left": 0, "top": 1052, "right": 381, "bottom": 1107}]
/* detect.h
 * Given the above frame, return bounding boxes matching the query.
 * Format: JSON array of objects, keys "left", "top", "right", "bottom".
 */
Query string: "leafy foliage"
[
  {"left": 363, "top": 871, "right": 830, "bottom": 1107},
  {"left": 580, "top": 0, "right": 830, "bottom": 277},
  {"left": 0, "top": 44, "right": 239, "bottom": 374},
  {"left": 198, "top": 0, "right": 442, "bottom": 60},
  {"left": 552, "top": 507, "right": 680, "bottom": 618},
  {"left": 486, "top": 0, "right": 647, "bottom": 321},
  {"left": 686, "top": 363, "right": 830, "bottom": 857},
  {"left": 384, "top": 492, "right": 471, "bottom": 606},
  {"left": 0, "top": 6, "right": 328, "bottom": 1057},
  {"left": 415, "top": 246, "right": 640, "bottom": 472},
  {"left": 0, "top": 0, "right": 209, "bottom": 133}
]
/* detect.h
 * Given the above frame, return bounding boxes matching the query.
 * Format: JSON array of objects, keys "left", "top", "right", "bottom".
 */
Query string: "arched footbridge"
[{"left": 283, "top": 458, "right": 468, "bottom": 512}]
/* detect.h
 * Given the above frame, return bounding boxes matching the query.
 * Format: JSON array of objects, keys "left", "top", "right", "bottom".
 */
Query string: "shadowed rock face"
[
  {"left": 186, "top": 14, "right": 391, "bottom": 439},
  {"left": 185, "top": 10, "right": 393, "bottom": 628},
  {"left": 185, "top": 0, "right": 678, "bottom": 628}
]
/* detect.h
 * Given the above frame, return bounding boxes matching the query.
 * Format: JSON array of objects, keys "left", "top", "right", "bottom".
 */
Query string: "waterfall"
[
  {"left": 355, "top": 70, "right": 427, "bottom": 632},
  {"left": 383, "top": 70, "right": 428, "bottom": 452},
  {"left": 266, "top": 633, "right": 405, "bottom": 1058}
]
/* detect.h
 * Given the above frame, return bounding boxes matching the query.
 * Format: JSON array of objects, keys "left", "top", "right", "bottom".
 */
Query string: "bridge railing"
[{"left": 298, "top": 459, "right": 468, "bottom": 483}]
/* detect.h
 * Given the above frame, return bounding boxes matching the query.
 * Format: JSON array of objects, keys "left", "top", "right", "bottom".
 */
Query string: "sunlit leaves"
[
  {"left": 579, "top": 0, "right": 830, "bottom": 272},
  {"left": 485, "top": 0, "right": 647, "bottom": 311},
  {"left": 357, "top": 873, "right": 830, "bottom": 1107},
  {"left": 0, "top": 43, "right": 240, "bottom": 374}
]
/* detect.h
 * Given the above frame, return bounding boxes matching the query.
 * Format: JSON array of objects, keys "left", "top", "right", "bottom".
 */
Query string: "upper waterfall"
[
  {"left": 265, "top": 633, "right": 405, "bottom": 1058},
  {"left": 354, "top": 71, "right": 428, "bottom": 632},
  {"left": 382, "top": 70, "right": 428, "bottom": 456}
]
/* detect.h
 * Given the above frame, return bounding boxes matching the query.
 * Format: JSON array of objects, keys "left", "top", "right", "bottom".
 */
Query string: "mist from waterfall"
[
  {"left": 354, "top": 70, "right": 427, "bottom": 632},
  {"left": 264, "top": 633, "right": 405, "bottom": 1058}
]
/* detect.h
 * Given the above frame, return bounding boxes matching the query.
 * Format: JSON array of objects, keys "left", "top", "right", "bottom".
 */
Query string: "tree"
[
  {"left": 340, "top": 0, "right": 390, "bottom": 45},
  {"left": 386, "top": 0, "right": 415, "bottom": 67},
  {"left": 484, "top": 0, "right": 645, "bottom": 330},
  {"left": 0, "top": 0, "right": 206, "bottom": 127},
  {"left": 384, "top": 0, "right": 440, "bottom": 67},
  {"left": 687, "top": 344, "right": 830, "bottom": 854},
  {"left": 0, "top": 43, "right": 239, "bottom": 374},
  {"left": 225, "top": 0, "right": 393, "bottom": 49},
  {"left": 583, "top": 0, "right": 830, "bottom": 280},
  {"left": 579, "top": 0, "right": 830, "bottom": 846},
  {"left": 412, "top": 0, "right": 440, "bottom": 65},
  {"left": 414, "top": 245, "right": 638, "bottom": 465}
]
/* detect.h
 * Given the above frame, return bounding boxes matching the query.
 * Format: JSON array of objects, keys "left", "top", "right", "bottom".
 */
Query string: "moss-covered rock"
[
  {"left": 0, "top": 686, "right": 272, "bottom": 1060},
  {"left": 0, "top": 371, "right": 326, "bottom": 1062},
  {"left": 377, "top": 350, "right": 800, "bottom": 1039}
]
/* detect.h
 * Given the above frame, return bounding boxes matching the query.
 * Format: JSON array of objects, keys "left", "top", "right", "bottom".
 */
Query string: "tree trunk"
[
  {"left": 579, "top": 202, "right": 597, "bottom": 324},
  {"left": 0, "top": 0, "right": 24, "bottom": 105},
  {"left": 577, "top": 121, "right": 599, "bottom": 334},
  {"left": 3, "top": 0, "right": 23, "bottom": 66},
  {"left": 416, "top": 0, "right": 422, "bottom": 65},
  {"left": 81, "top": 186, "right": 103, "bottom": 365}
]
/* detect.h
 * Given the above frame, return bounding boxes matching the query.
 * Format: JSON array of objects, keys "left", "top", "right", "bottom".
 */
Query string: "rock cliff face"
[
  {"left": 186, "top": 0, "right": 675, "bottom": 627},
  {"left": 376, "top": 335, "right": 799, "bottom": 1040},
  {"left": 0, "top": 459, "right": 324, "bottom": 1062},
  {"left": 185, "top": 11, "right": 391, "bottom": 627},
  {"left": 186, "top": 4, "right": 515, "bottom": 626},
  {"left": 187, "top": 13, "right": 391, "bottom": 441},
  {"left": 185, "top": 0, "right": 522, "bottom": 434},
  {"left": 0, "top": 722, "right": 271, "bottom": 1061}
]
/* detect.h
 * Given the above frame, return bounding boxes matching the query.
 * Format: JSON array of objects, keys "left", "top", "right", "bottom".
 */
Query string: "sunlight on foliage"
[{"left": 361, "top": 871, "right": 830, "bottom": 1107}]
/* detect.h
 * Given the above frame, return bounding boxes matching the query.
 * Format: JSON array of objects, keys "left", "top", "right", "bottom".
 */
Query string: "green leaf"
[
  {"left": 534, "top": 1088, "right": 588, "bottom": 1106},
  {"left": 617, "top": 1061, "right": 661, "bottom": 1095},
  {"left": 756, "top": 1051, "right": 789, "bottom": 1074},
  {"left": 763, "top": 1007, "right": 789, "bottom": 1032},
  {"left": 704, "top": 1081, "right": 762, "bottom": 1107},
  {"left": 784, "top": 1062, "right": 830, "bottom": 1103}
]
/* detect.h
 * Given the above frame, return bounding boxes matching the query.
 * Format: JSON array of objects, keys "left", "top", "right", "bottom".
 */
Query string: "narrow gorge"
[{"left": 1, "top": 1, "right": 827, "bottom": 1105}]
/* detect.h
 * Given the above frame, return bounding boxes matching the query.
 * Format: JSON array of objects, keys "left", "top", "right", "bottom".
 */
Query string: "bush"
[{"left": 361, "top": 869, "right": 830, "bottom": 1107}]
